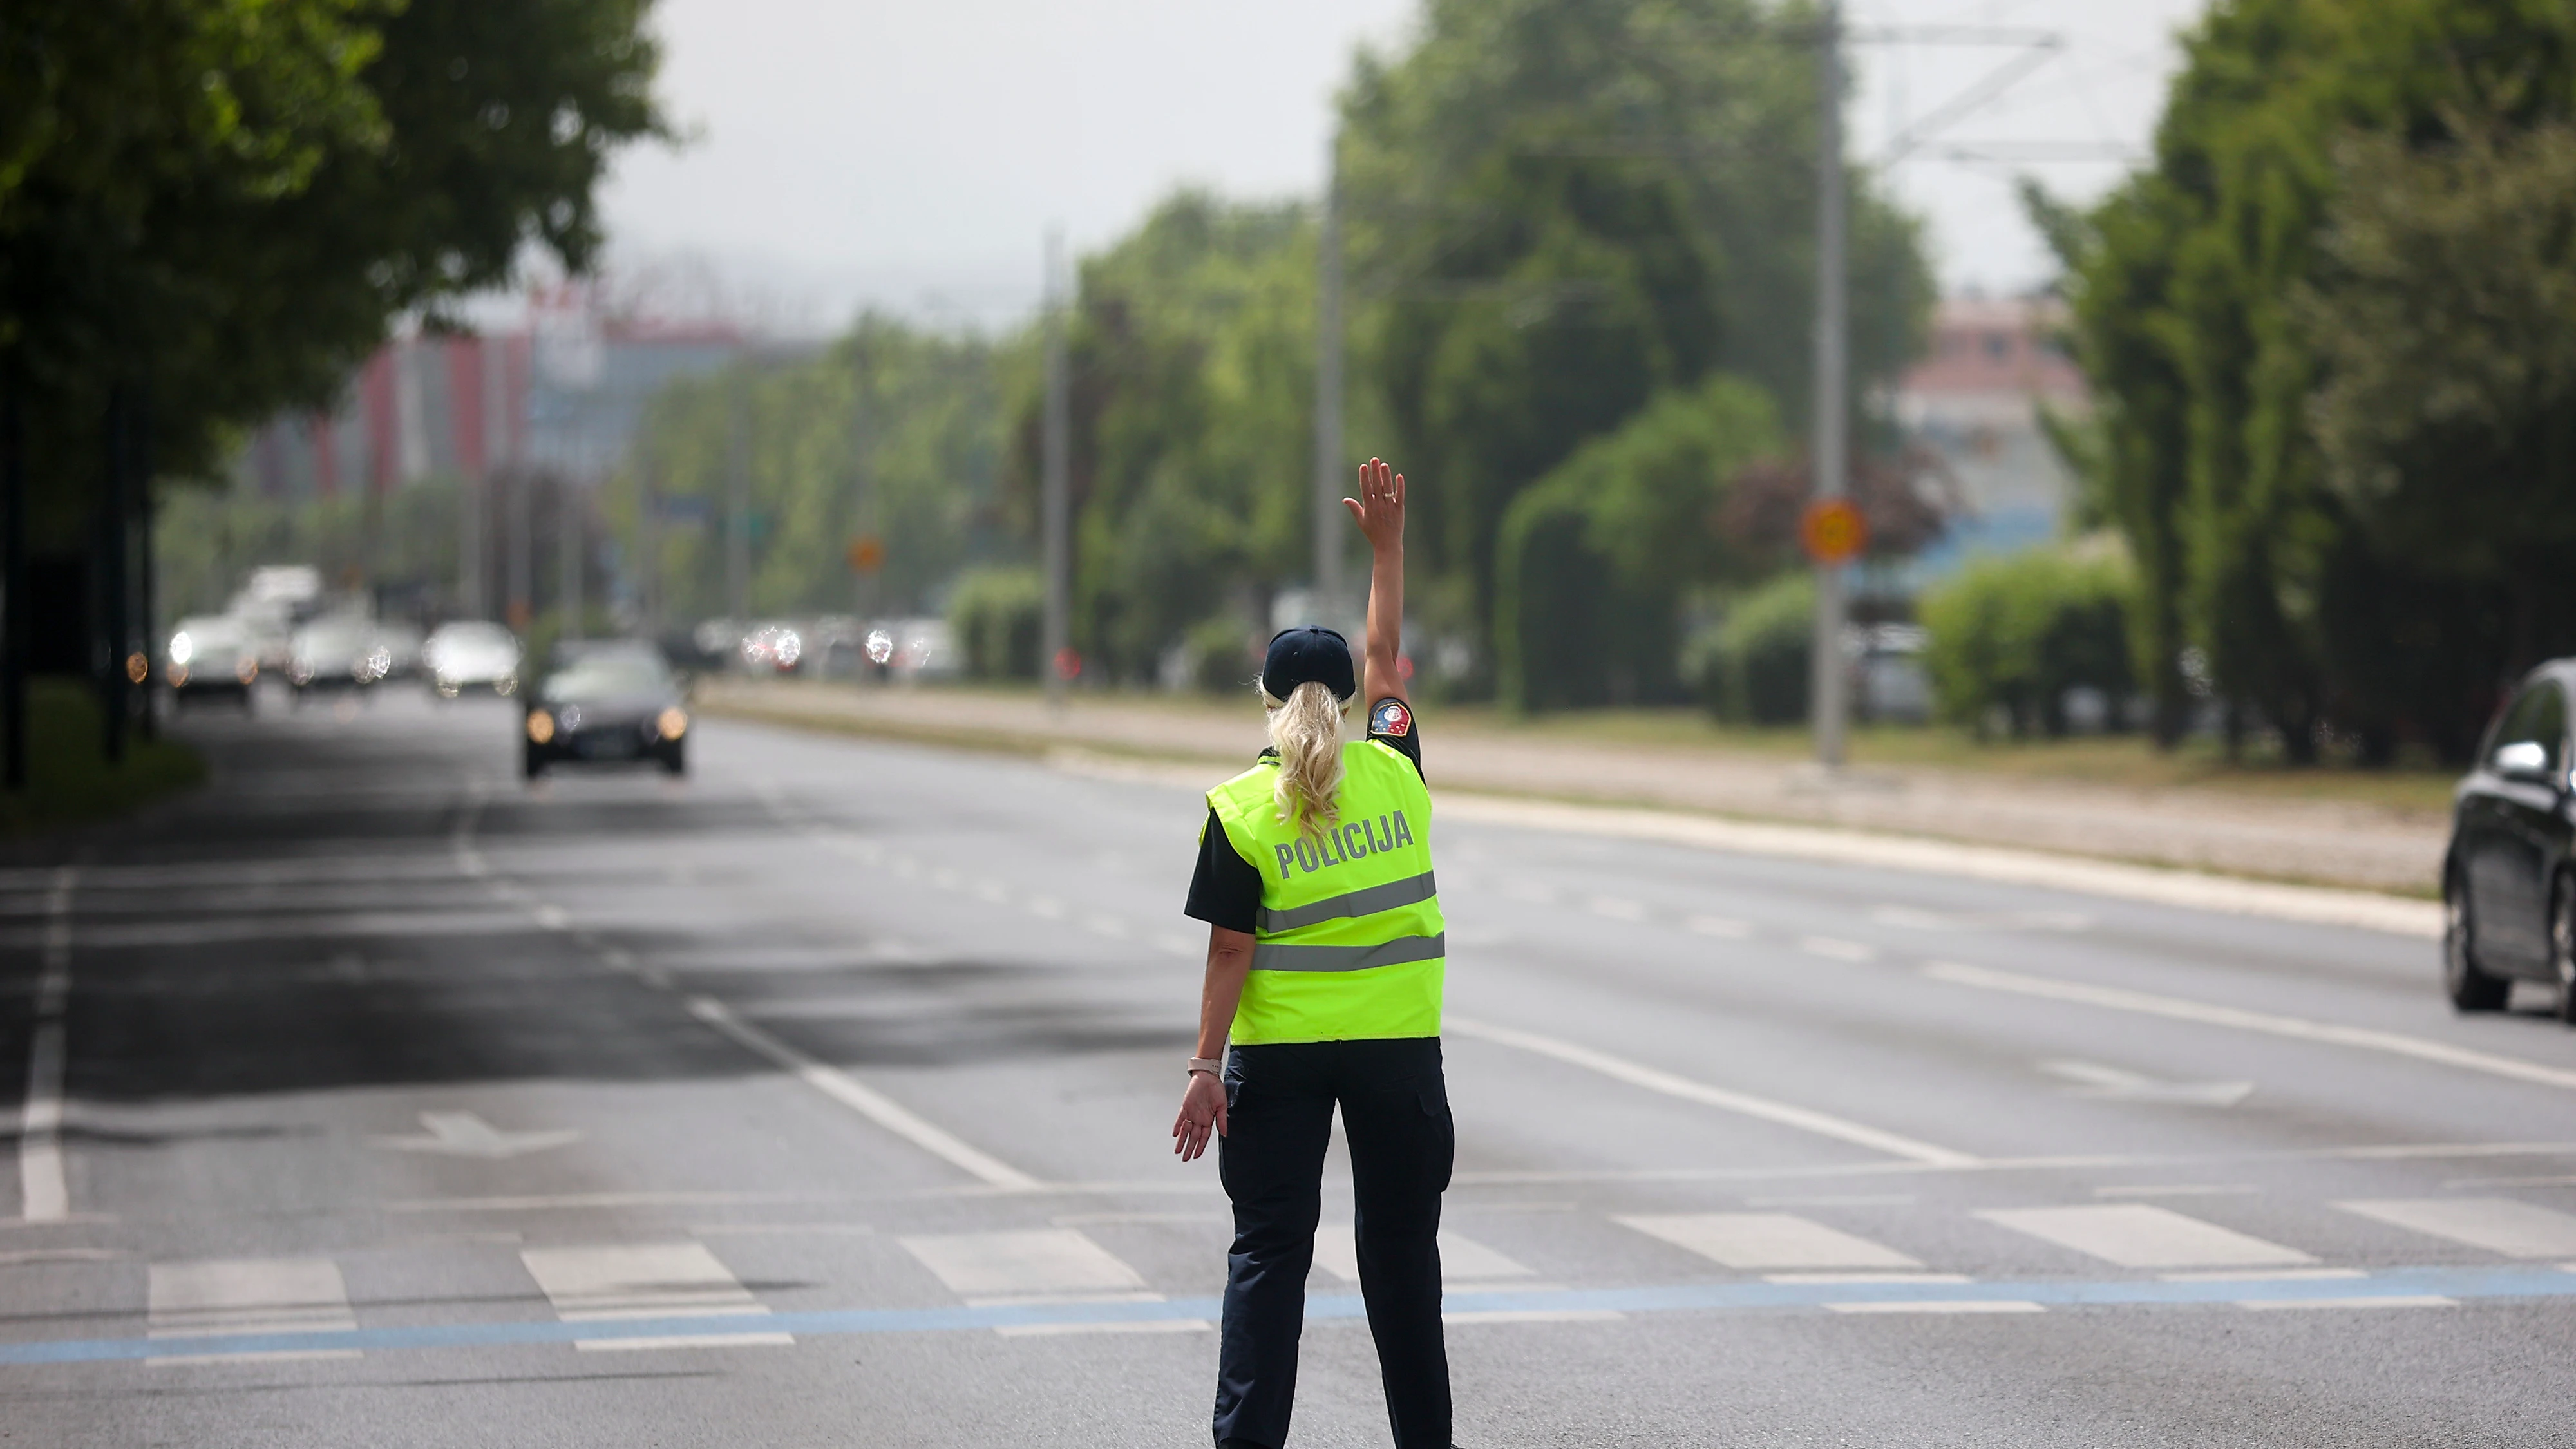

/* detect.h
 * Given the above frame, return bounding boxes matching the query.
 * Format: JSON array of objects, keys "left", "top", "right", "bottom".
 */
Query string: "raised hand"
[{"left": 1342, "top": 458, "right": 1405, "bottom": 553}]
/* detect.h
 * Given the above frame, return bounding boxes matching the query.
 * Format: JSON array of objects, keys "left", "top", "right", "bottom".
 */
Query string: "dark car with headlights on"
[
  {"left": 2445, "top": 663, "right": 2576, "bottom": 1024},
  {"left": 523, "top": 643, "right": 688, "bottom": 779}
]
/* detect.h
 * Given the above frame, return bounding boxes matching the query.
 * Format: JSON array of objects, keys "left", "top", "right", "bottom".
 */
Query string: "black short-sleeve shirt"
[{"left": 1183, "top": 700, "right": 1422, "bottom": 934}]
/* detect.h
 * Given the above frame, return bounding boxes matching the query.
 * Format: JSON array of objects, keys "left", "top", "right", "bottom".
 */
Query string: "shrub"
[
  {"left": 947, "top": 567, "right": 1043, "bottom": 681},
  {"left": 1920, "top": 542, "right": 2135, "bottom": 737},
  {"left": 1686, "top": 571, "right": 1815, "bottom": 726}
]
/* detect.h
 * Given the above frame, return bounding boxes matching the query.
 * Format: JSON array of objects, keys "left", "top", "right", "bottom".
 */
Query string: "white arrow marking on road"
[
  {"left": 372, "top": 1112, "right": 583, "bottom": 1159},
  {"left": 2040, "top": 1059, "right": 2253, "bottom": 1106}
]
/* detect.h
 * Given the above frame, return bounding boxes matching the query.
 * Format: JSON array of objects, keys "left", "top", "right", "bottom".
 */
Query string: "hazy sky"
[{"left": 596, "top": 0, "right": 2212, "bottom": 334}]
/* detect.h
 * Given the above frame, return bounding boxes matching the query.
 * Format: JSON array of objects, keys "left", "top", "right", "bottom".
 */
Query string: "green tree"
[
  {"left": 1341, "top": 0, "right": 1931, "bottom": 679},
  {"left": 2063, "top": 0, "right": 2576, "bottom": 762},
  {"left": 1493, "top": 372, "right": 1779, "bottom": 710}
]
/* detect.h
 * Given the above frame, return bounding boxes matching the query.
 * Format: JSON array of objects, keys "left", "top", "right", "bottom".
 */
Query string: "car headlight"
[
  {"left": 527, "top": 710, "right": 556, "bottom": 744},
  {"left": 169, "top": 632, "right": 194, "bottom": 665},
  {"left": 656, "top": 707, "right": 688, "bottom": 740}
]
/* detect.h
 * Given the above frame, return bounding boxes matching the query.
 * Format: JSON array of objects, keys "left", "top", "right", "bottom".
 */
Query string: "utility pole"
[
  {"left": 1312, "top": 153, "right": 1345, "bottom": 625},
  {"left": 1040, "top": 228, "right": 1071, "bottom": 706},
  {"left": 1808, "top": 0, "right": 1851, "bottom": 770},
  {"left": 726, "top": 360, "right": 750, "bottom": 629}
]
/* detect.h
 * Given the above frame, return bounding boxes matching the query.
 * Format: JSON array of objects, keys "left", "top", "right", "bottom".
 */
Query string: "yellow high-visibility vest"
[{"left": 1206, "top": 739, "right": 1444, "bottom": 1044}]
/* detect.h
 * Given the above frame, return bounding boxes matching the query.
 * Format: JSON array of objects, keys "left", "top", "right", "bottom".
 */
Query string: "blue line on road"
[{"left": 8, "top": 1267, "right": 2573, "bottom": 1367}]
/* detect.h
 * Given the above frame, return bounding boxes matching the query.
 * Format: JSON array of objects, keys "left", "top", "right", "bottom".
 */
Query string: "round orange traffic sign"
[
  {"left": 847, "top": 535, "right": 886, "bottom": 573},
  {"left": 1799, "top": 498, "right": 1868, "bottom": 565}
]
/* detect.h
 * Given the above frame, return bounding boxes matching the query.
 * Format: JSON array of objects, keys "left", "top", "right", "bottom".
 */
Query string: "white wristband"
[{"left": 1187, "top": 1057, "right": 1222, "bottom": 1077}]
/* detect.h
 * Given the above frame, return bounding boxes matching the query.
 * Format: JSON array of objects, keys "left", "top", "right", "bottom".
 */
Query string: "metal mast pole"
[
  {"left": 1808, "top": 0, "right": 1850, "bottom": 770},
  {"left": 1312, "top": 153, "right": 1344, "bottom": 624},
  {"left": 1041, "top": 229, "right": 1071, "bottom": 706},
  {"left": 726, "top": 360, "right": 750, "bottom": 629}
]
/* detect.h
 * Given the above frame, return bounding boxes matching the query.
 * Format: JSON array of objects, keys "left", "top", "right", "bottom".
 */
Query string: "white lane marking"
[
  {"left": 1924, "top": 960, "right": 2576, "bottom": 1094},
  {"left": 1686, "top": 914, "right": 1750, "bottom": 939},
  {"left": 149, "top": 1257, "right": 360, "bottom": 1361},
  {"left": 1448, "top": 1016, "right": 1978, "bottom": 1167},
  {"left": 2159, "top": 1267, "right": 2365, "bottom": 1283},
  {"left": 1826, "top": 1300, "right": 2045, "bottom": 1315},
  {"left": 1976, "top": 1204, "right": 2314, "bottom": 1269},
  {"left": 2040, "top": 1059, "right": 2253, "bottom": 1107},
  {"left": 450, "top": 781, "right": 488, "bottom": 877},
  {"left": 2095, "top": 1184, "right": 2260, "bottom": 1198},
  {"left": 1871, "top": 905, "right": 2091, "bottom": 933},
  {"left": 522, "top": 1242, "right": 791, "bottom": 1350},
  {"left": 683, "top": 996, "right": 1041, "bottom": 1191},
  {"left": 1311, "top": 1225, "right": 1535, "bottom": 1285},
  {"left": 994, "top": 1318, "right": 1210, "bottom": 1337},
  {"left": 1444, "top": 1308, "right": 1624, "bottom": 1325},
  {"left": 2446, "top": 1173, "right": 2576, "bottom": 1189},
  {"left": 1617, "top": 1213, "right": 1922, "bottom": 1271},
  {"left": 1745, "top": 1194, "right": 1917, "bottom": 1208},
  {"left": 371, "top": 1111, "right": 581, "bottom": 1159},
  {"left": 532, "top": 905, "right": 569, "bottom": 931},
  {"left": 0, "top": 1247, "right": 124, "bottom": 1265},
  {"left": 382, "top": 1191, "right": 795, "bottom": 1213},
  {"left": 1798, "top": 936, "right": 1878, "bottom": 962},
  {"left": 1084, "top": 914, "right": 1128, "bottom": 939},
  {"left": 2239, "top": 1295, "right": 2455, "bottom": 1312},
  {"left": 900, "top": 1229, "right": 1149, "bottom": 1302},
  {"left": 1587, "top": 896, "right": 1645, "bottom": 922},
  {"left": 1766, "top": 1271, "right": 1970, "bottom": 1285},
  {"left": 2336, "top": 1198, "right": 2576, "bottom": 1258},
  {"left": 17, "top": 869, "right": 75, "bottom": 1223}
]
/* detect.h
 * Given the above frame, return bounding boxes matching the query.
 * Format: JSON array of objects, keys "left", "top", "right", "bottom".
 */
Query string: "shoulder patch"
[{"left": 1369, "top": 699, "right": 1412, "bottom": 739}]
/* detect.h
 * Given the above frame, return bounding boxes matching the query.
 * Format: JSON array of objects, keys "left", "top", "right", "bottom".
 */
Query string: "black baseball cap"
[{"left": 1262, "top": 626, "right": 1356, "bottom": 702}]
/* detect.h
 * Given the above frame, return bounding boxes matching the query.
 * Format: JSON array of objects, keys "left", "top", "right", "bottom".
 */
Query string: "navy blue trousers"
[{"left": 1213, "top": 1037, "right": 1454, "bottom": 1449}]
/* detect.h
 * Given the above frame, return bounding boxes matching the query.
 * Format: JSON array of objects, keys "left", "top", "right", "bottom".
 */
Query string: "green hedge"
[
  {"left": 1685, "top": 571, "right": 1815, "bottom": 725},
  {"left": 0, "top": 681, "right": 205, "bottom": 835},
  {"left": 1920, "top": 544, "right": 2134, "bottom": 737},
  {"left": 948, "top": 566, "right": 1043, "bottom": 681}
]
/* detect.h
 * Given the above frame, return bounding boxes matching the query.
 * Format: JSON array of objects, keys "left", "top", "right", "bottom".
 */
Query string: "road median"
[{"left": 696, "top": 678, "right": 2445, "bottom": 938}]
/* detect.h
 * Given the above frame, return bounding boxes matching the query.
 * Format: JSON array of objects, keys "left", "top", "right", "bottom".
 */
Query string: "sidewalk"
[{"left": 696, "top": 679, "right": 2450, "bottom": 898}]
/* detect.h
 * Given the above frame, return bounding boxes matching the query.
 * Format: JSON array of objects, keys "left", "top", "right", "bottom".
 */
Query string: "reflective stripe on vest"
[{"left": 1206, "top": 739, "right": 1444, "bottom": 1044}]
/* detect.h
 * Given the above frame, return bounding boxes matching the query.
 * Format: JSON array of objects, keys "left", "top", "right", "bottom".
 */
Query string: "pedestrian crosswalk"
[
  {"left": 147, "top": 1257, "right": 360, "bottom": 1363},
  {"left": 520, "top": 1242, "right": 793, "bottom": 1350},
  {"left": 44, "top": 1191, "right": 2576, "bottom": 1365}
]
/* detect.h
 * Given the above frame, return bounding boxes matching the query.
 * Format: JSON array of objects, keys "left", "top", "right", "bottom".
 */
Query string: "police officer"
[{"left": 1174, "top": 458, "right": 1450, "bottom": 1449}]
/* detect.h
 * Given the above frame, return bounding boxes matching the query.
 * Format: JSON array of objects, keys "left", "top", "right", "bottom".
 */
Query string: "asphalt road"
[{"left": 5, "top": 685, "right": 2575, "bottom": 1447}]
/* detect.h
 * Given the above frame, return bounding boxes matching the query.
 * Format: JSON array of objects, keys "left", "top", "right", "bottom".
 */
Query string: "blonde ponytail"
[{"left": 1259, "top": 678, "right": 1345, "bottom": 839}]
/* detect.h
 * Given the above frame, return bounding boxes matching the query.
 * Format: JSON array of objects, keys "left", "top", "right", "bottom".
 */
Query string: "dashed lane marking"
[
  {"left": 520, "top": 1242, "right": 791, "bottom": 1350},
  {"left": 1617, "top": 1213, "right": 1924, "bottom": 1271},
  {"left": 1924, "top": 960, "right": 2576, "bottom": 1094},
  {"left": 1976, "top": 1205, "right": 2313, "bottom": 1270},
  {"left": 148, "top": 1258, "right": 359, "bottom": 1365},
  {"left": 1448, "top": 1016, "right": 1980, "bottom": 1168},
  {"left": 898, "top": 1229, "right": 1148, "bottom": 1302},
  {"left": 2337, "top": 1198, "right": 2576, "bottom": 1259},
  {"left": 17, "top": 868, "right": 76, "bottom": 1223},
  {"left": 1312, "top": 1224, "right": 1535, "bottom": 1285}
]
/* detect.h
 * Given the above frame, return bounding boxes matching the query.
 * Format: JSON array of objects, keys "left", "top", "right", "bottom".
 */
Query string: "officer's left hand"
[{"left": 1173, "top": 1072, "right": 1227, "bottom": 1162}]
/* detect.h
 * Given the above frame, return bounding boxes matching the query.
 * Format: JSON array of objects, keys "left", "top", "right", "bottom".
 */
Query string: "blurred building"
[
  {"left": 1893, "top": 295, "right": 2089, "bottom": 578},
  {"left": 236, "top": 304, "right": 744, "bottom": 502}
]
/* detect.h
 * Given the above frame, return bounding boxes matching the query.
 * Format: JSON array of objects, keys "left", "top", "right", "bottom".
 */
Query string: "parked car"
[
  {"left": 522, "top": 641, "right": 688, "bottom": 779},
  {"left": 2444, "top": 664, "right": 2576, "bottom": 1023},
  {"left": 163, "top": 615, "right": 259, "bottom": 710},
  {"left": 287, "top": 615, "right": 384, "bottom": 696},
  {"left": 423, "top": 621, "right": 522, "bottom": 697}
]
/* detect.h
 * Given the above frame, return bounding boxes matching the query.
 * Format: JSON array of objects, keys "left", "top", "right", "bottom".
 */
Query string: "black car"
[
  {"left": 2445, "top": 665, "right": 2576, "bottom": 1022},
  {"left": 523, "top": 643, "right": 688, "bottom": 779}
]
